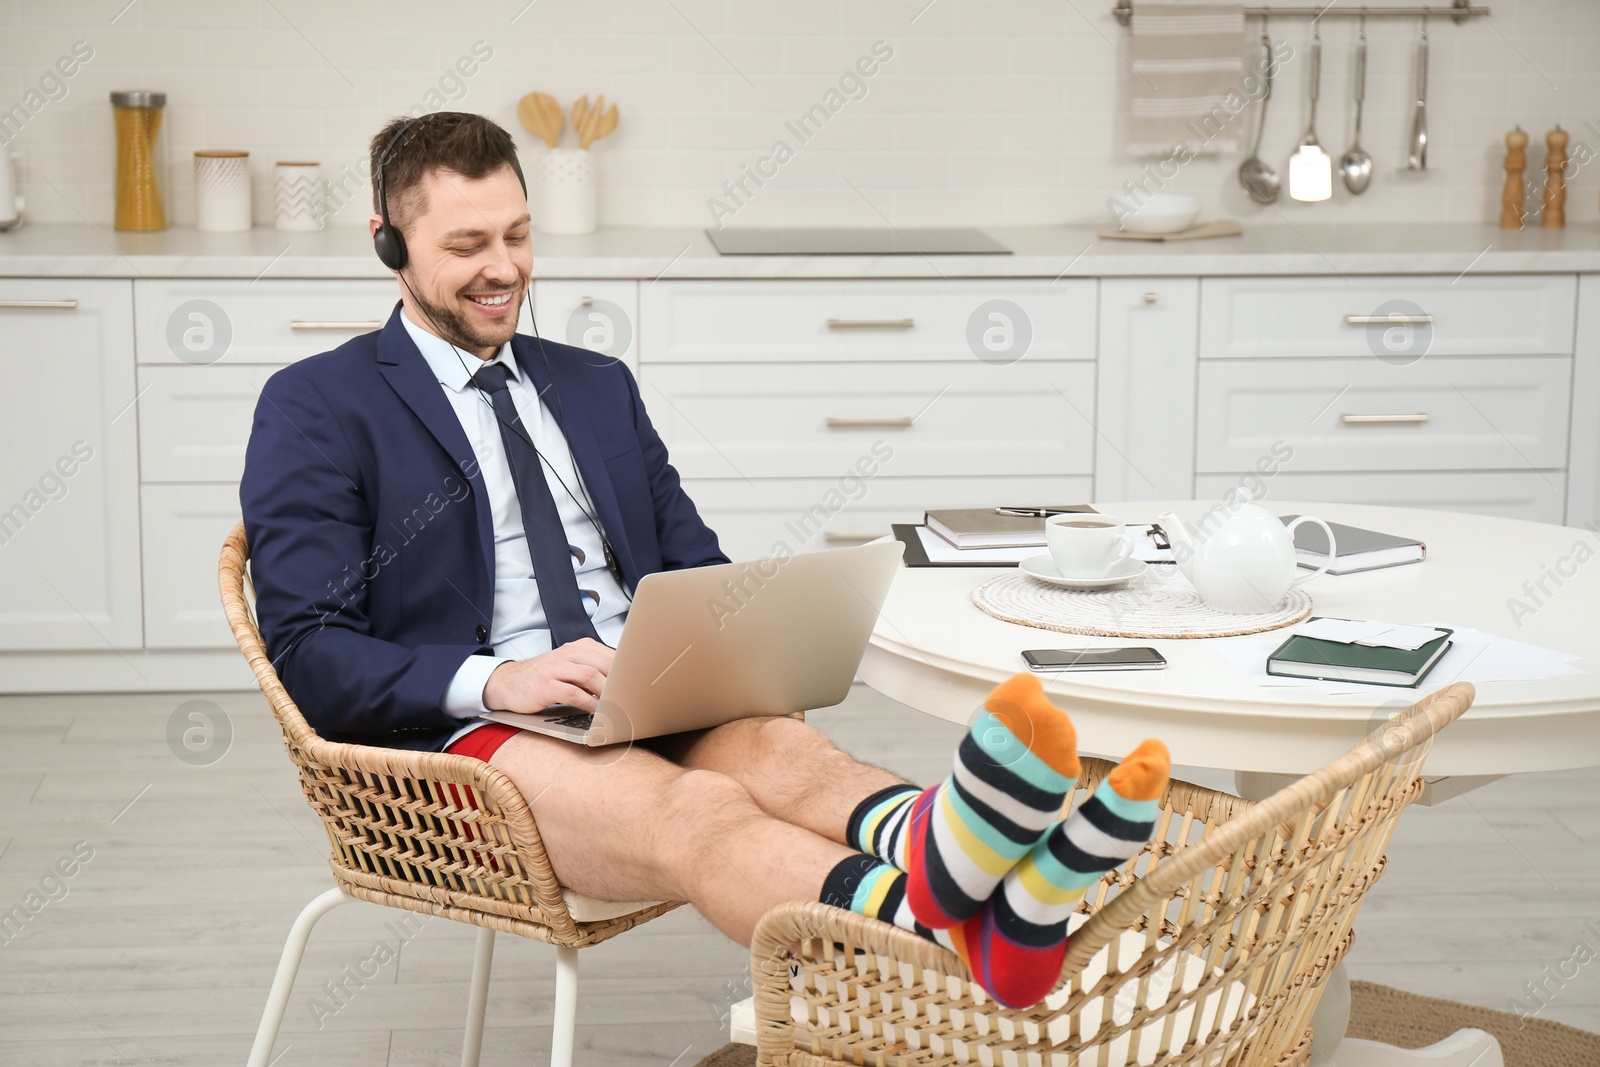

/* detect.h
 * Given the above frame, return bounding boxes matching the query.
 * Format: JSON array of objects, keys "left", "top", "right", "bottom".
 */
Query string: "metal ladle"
[
  {"left": 1238, "top": 16, "right": 1280, "bottom": 204},
  {"left": 1340, "top": 12, "right": 1374, "bottom": 193}
]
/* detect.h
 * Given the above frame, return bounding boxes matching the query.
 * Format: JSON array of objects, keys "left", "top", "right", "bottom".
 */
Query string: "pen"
[{"left": 993, "top": 507, "right": 1078, "bottom": 517}]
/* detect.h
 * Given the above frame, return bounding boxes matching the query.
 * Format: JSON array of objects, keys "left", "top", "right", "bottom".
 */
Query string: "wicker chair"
[
  {"left": 221, "top": 522, "right": 681, "bottom": 1067},
  {"left": 749, "top": 681, "right": 1477, "bottom": 1067}
]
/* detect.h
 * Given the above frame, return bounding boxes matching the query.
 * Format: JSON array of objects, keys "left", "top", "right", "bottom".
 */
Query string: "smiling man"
[{"left": 239, "top": 111, "right": 1168, "bottom": 1007}]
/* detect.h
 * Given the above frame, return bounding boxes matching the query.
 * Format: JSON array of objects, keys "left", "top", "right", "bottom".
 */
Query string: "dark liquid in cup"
[{"left": 1057, "top": 520, "right": 1115, "bottom": 529}]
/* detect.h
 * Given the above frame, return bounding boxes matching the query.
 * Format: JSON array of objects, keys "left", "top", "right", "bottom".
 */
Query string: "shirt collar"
[{"left": 400, "top": 305, "right": 519, "bottom": 394}]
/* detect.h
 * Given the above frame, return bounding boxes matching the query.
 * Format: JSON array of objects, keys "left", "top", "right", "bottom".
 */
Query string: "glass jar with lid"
[{"left": 111, "top": 90, "right": 167, "bottom": 230}]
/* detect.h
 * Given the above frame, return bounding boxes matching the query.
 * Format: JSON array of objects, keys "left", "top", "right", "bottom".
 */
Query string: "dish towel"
[{"left": 1127, "top": 2, "right": 1246, "bottom": 157}]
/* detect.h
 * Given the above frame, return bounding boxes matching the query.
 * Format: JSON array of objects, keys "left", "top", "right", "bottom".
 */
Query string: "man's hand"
[{"left": 482, "top": 638, "right": 615, "bottom": 713}]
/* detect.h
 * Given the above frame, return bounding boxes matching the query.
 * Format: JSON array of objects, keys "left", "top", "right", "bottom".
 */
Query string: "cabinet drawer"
[
  {"left": 645, "top": 361, "right": 1096, "bottom": 479},
  {"left": 140, "top": 484, "right": 242, "bottom": 648},
  {"left": 135, "top": 279, "right": 398, "bottom": 365},
  {"left": 684, "top": 475, "right": 1093, "bottom": 562},
  {"left": 1198, "top": 275, "right": 1576, "bottom": 359},
  {"left": 1195, "top": 356, "right": 1571, "bottom": 473},
  {"left": 1194, "top": 471, "right": 1567, "bottom": 526},
  {"left": 532, "top": 280, "right": 639, "bottom": 377},
  {"left": 138, "top": 365, "right": 275, "bottom": 482},
  {"left": 639, "top": 280, "right": 1096, "bottom": 362}
]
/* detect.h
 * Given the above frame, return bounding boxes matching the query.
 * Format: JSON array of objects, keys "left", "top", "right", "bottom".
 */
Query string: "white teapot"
[{"left": 1156, "top": 502, "right": 1336, "bottom": 615}]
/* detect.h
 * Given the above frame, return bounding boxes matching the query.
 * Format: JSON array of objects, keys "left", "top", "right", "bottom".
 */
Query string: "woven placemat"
[{"left": 970, "top": 565, "right": 1311, "bottom": 639}]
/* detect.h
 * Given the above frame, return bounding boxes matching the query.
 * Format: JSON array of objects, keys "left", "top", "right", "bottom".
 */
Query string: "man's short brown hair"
[{"left": 368, "top": 111, "right": 526, "bottom": 233}]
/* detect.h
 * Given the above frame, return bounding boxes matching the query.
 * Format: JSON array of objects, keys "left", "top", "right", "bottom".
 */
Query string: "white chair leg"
[
  {"left": 247, "top": 887, "right": 354, "bottom": 1067},
  {"left": 550, "top": 946, "right": 579, "bottom": 1067},
  {"left": 460, "top": 926, "right": 496, "bottom": 1067}
]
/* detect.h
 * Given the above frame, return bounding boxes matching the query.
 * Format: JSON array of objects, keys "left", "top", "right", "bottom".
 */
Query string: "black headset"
[{"left": 371, "top": 117, "right": 629, "bottom": 601}]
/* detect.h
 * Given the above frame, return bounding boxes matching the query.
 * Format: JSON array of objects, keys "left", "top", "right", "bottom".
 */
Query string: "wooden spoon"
[
  {"left": 516, "top": 91, "right": 563, "bottom": 148},
  {"left": 582, "top": 100, "right": 618, "bottom": 149}
]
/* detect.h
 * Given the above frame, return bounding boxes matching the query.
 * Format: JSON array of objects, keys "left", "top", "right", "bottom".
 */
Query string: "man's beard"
[{"left": 411, "top": 280, "right": 524, "bottom": 354}]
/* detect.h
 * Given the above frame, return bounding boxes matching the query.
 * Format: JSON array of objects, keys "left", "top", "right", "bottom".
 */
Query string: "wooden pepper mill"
[
  {"left": 1542, "top": 125, "right": 1568, "bottom": 229},
  {"left": 1501, "top": 126, "right": 1528, "bottom": 228}
]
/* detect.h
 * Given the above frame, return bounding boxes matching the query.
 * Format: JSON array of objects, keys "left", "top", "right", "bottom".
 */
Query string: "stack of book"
[{"left": 893, "top": 506, "right": 1084, "bottom": 567}]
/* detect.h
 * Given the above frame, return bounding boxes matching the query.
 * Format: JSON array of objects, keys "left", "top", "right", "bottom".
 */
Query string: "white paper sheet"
[
  {"left": 1288, "top": 618, "right": 1448, "bottom": 651},
  {"left": 1210, "top": 624, "right": 1584, "bottom": 696}
]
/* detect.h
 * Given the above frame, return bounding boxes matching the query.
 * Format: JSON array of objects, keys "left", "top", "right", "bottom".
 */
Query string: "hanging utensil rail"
[{"left": 1112, "top": 0, "right": 1489, "bottom": 25}]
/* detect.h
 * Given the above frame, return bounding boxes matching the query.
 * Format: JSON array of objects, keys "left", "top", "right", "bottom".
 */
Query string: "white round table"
[
  {"left": 861, "top": 500, "right": 1595, "bottom": 1066},
  {"left": 861, "top": 500, "right": 1600, "bottom": 778}
]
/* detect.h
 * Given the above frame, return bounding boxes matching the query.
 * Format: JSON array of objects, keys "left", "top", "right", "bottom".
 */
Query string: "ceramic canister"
[
  {"left": 195, "top": 150, "right": 251, "bottom": 232},
  {"left": 273, "top": 161, "right": 325, "bottom": 231}
]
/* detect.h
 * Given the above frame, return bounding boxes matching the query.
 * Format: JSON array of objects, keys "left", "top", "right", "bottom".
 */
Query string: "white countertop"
[{"left": 1, "top": 221, "right": 1596, "bottom": 280}]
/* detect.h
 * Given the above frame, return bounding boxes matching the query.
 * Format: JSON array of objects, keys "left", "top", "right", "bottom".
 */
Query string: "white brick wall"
[{"left": 1, "top": 0, "right": 1595, "bottom": 230}]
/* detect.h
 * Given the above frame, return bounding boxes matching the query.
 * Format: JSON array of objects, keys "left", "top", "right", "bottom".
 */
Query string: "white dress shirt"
[{"left": 398, "top": 309, "right": 629, "bottom": 748}]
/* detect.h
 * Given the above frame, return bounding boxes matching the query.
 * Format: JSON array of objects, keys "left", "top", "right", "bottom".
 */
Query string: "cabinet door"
[
  {"left": 0, "top": 280, "right": 143, "bottom": 650},
  {"left": 141, "top": 484, "right": 243, "bottom": 649},
  {"left": 1095, "top": 278, "right": 1197, "bottom": 500},
  {"left": 532, "top": 280, "right": 639, "bottom": 378},
  {"left": 1569, "top": 274, "right": 1600, "bottom": 529}
]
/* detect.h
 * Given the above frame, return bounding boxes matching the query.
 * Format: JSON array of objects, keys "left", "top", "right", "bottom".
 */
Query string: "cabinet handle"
[
  {"left": 825, "top": 416, "right": 914, "bottom": 430},
  {"left": 826, "top": 318, "right": 915, "bottom": 330},
  {"left": 823, "top": 531, "right": 877, "bottom": 544},
  {"left": 1341, "top": 413, "right": 1430, "bottom": 424},
  {"left": 1143, "top": 292, "right": 1158, "bottom": 304},
  {"left": 290, "top": 320, "right": 384, "bottom": 330},
  {"left": 0, "top": 299, "right": 77, "bottom": 309},
  {"left": 1344, "top": 313, "right": 1434, "bottom": 325}
]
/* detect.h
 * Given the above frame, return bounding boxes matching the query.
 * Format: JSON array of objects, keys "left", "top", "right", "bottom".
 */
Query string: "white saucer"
[{"left": 1020, "top": 554, "right": 1148, "bottom": 590}]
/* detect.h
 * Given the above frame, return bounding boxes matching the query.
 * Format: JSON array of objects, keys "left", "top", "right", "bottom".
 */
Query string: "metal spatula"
[{"left": 1407, "top": 20, "right": 1430, "bottom": 170}]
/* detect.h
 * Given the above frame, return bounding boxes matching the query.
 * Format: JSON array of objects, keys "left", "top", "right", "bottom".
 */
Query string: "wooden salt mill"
[
  {"left": 1500, "top": 127, "right": 1528, "bottom": 228},
  {"left": 1542, "top": 125, "right": 1568, "bottom": 229}
]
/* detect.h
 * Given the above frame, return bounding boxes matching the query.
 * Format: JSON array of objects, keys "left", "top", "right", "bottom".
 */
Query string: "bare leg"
[
  {"left": 487, "top": 730, "right": 855, "bottom": 945},
  {"left": 652, "top": 716, "right": 912, "bottom": 845}
]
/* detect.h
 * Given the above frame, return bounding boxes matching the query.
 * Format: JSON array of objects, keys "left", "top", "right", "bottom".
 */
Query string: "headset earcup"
[{"left": 373, "top": 225, "right": 407, "bottom": 271}]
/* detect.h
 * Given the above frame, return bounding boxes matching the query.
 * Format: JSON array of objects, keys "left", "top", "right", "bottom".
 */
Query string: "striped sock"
[
  {"left": 846, "top": 783, "right": 922, "bottom": 870},
  {"left": 820, "top": 853, "right": 942, "bottom": 942},
  {"left": 952, "top": 739, "right": 1171, "bottom": 1009},
  {"left": 901, "top": 673, "right": 1082, "bottom": 930}
]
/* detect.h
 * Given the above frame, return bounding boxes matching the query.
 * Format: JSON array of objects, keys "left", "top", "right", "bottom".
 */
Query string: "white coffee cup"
[{"left": 1046, "top": 514, "right": 1133, "bottom": 578}]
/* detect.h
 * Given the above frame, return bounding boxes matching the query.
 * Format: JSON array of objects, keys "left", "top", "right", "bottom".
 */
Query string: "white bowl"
[{"left": 1115, "top": 193, "right": 1200, "bottom": 234}]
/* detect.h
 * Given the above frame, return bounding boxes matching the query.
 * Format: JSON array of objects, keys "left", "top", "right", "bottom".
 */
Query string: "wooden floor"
[{"left": 1, "top": 683, "right": 1596, "bottom": 1065}]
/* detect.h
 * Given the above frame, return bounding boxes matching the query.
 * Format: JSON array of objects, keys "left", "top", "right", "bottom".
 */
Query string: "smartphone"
[{"left": 1021, "top": 647, "right": 1167, "bottom": 672}]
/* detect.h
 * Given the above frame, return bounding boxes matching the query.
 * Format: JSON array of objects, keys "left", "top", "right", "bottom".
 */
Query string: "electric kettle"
[{"left": 0, "top": 149, "right": 22, "bottom": 231}]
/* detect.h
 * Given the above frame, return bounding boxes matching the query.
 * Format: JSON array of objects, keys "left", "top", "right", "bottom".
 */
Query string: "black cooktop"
[{"left": 706, "top": 227, "right": 1011, "bottom": 256}]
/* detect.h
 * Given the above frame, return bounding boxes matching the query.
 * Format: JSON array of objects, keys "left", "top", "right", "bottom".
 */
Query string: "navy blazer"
[{"left": 240, "top": 303, "right": 727, "bottom": 752}]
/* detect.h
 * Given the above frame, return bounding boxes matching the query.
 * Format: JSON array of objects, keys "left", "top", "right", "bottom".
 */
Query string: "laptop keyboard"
[{"left": 546, "top": 712, "right": 594, "bottom": 730}]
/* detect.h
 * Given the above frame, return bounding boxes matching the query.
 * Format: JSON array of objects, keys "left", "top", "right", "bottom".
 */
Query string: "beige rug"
[{"left": 694, "top": 981, "right": 1600, "bottom": 1066}]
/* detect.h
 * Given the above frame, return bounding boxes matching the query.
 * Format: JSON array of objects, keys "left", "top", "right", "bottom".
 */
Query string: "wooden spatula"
[
  {"left": 569, "top": 96, "right": 590, "bottom": 148},
  {"left": 581, "top": 100, "right": 618, "bottom": 149},
  {"left": 516, "top": 92, "right": 563, "bottom": 148}
]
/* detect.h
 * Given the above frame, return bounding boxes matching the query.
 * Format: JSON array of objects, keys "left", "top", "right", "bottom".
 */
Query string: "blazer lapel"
[
  {"left": 374, "top": 305, "right": 496, "bottom": 592},
  {"left": 513, "top": 337, "right": 638, "bottom": 587}
]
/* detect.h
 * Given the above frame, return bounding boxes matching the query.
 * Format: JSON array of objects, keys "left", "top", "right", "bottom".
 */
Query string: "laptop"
[{"left": 478, "top": 539, "right": 904, "bottom": 746}]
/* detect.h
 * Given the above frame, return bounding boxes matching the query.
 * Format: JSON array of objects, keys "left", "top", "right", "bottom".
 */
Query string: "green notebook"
[{"left": 1267, "top": 620, "right": 1454, "bottom": 687}]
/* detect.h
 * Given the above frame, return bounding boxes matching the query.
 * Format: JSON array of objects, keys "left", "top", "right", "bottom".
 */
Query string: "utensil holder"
[
  {"left": 273, "top": 161, "right": 325, "bottom": 231},
  {"left": 536, "top": 148, "right": 596, "bottom": 235},
  {"left": 195, "top": 150, "right": 252, "bottom": 232}
]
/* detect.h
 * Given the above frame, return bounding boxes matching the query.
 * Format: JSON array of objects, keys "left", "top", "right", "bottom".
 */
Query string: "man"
[{"left": 240, "top": 111, "right": 1169, "bottom": 1010}]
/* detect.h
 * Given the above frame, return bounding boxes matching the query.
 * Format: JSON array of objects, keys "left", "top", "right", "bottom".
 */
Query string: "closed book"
[
  {"left": 1281, "top": 515, "right": 1427, "bottom": 575},
  {"left": 1266, "top": 622, "right": 1454, "bottom": 688},
  {"left": 924, "top": 505, "right": 1093, "bottom": 549}
]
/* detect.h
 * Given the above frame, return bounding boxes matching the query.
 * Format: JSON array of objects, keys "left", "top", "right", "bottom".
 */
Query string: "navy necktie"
[{"left": 470, "top": 361, "right": 601, "bottom": 647}]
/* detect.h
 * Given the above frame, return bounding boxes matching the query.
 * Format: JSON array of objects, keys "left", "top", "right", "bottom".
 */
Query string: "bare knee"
[{"left": 653, "top": 769, "right": 765, "bottom": 869}]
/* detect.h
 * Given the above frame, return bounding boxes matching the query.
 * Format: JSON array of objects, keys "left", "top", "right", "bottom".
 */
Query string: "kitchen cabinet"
[
  {"left": 1094, "top": 278, "right": 1198, "bottom": 501},
  {"left": 0, "top": 237, "right": 1594, "bottom": 689},
  {"left": 0, "top": 279, "right": 143, "bottom": 650}
]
